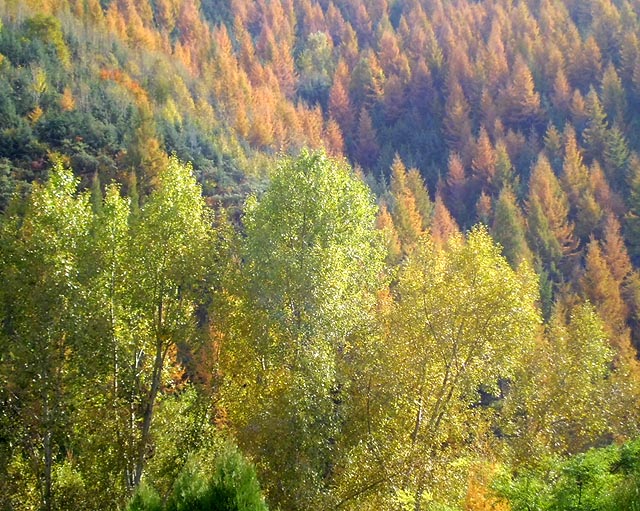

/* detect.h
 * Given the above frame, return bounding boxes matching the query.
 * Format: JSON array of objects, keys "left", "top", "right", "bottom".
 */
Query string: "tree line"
[
  {"left": 5, "top": 0, "right": 640, "bottom": 352},
  {"left": 2, "top": 151, "right": 639, "bottom": 510}
]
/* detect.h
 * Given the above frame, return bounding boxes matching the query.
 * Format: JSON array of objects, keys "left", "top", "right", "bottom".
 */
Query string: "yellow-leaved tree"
[{"left": 337, "top": 226, "right": 541, "bottom": 510}]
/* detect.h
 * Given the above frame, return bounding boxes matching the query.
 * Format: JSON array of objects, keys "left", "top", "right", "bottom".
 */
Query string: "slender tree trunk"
[
  {"left": 413, "top": 472, "right": 425, "bottom": 511},
  {"left": 127, "top": 349, "right": 141, "bottom": 491},
  {"left": 133, "top": 339, "right": 165, "bottom": 488},
  {"left": 42, "top": 388, "right": 52, "bottom": 511}
]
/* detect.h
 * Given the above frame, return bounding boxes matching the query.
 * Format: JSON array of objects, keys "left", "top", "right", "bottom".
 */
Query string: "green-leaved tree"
[{"left": 221, "top": 150, "right": 384, "bottom": 510}]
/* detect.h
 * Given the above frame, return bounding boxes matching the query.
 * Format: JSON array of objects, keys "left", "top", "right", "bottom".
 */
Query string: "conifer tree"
[
  {"left": 552, "top": 69, "right": 572, "bottom": 122},
  {"left": 324, "top": 118, "right": 345, "bottom": 157},
  {"left": 480, "top": 88, "right": 499, "bottom": 135},
  {"left": 355, "top": 108, "right": 379, "bottom": 169},
  {"left": 568, "top": 35, "right": 603, "bottom": 90},
  {"left": 583, "top": 87, "right": 609, "bottom": 162},
  {"left": 581, "top": 238, "right": 629, "bottom": 344},
  {"left": 570, "top": 89, "right": 589, "bottom": 132},
  {"left": 590, "top": 161, "right": 618, "bottom": 216},
  {"left": 493, "top": 186, "right": 532, "bottom": 268},
  {"left": 620, "top": 31, "right": 640, "bottom": 83},
  {"left": 527, "top": 154, "right": 577, "bottom": 279},
  {"left": 376, "top": 200, "right": 402, "bottom": 265},
  {"left": 444, "top": 81, "right": 473, "bottom": 161},
  {"left": 604, "top": 124, "right": 630, "bottom": 190},
  {"left": 349, "top": 50, "right": 384, "bottom": 107},
  {"left": 382, "top": 75, "right": 406, "bottom": 121},
  {"left": 624, "top": 154, "right": 640, "bottom": 262},
  {"left": 446, "top": 152, "right": 470, "bottom": 226},
  {"left": 389, "top": 155, "right": 423, "bottom": 253},
  {"left": 500, "top": 55, "right": 542, "bottom": 130},
  {"left": 602, "top": 213, "right": 633, "bottom": 285},
  {"left": 601, "top": 63, "right": 626, "bottom": 124},
  {"left": 126, "top": 105, "right": 169, "bottom": 194},
  {"left": 544, "top": 123, "right": 564, "bottom": 173},
  {"left": 377, "top": 29, "right": 410, "bottom": 83},
  {"left": 485, "top": 21, "right": 509, "bottom": 89},
  {"left": 328, "top": 60, "right": 356, "bottom": 145},
  {"left": 476, "top": 191, "right": 492, "bottom": 226},
  {"left": 431, "top": 194, "right": 460, "bottom": 248},
  {"left": 406, "top": 167, "right": 433, "bottom": 231},
  {"left": 494, "top": 139, "right": 517, "bottom": 192},
  {"left": 592, "top": 0, "right": 623, "bottom": 62},
  {"left": 408, "top": 58, "right": 434, "bottom": 118},
  {"left": 562, "top": 125, "right": 601, "bottom": 240},
  {"left": 472, "top": 126, "right": 497, "bottom": 193}
]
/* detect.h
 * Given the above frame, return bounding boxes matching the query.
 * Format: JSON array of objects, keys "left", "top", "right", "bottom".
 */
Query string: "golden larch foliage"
[
  {"left": 528, "top": 154, "right": 578, "bottom": 259},
  {"left": 581, "top": 238, "right": 628, "bottom": 341},
  {"left": 323, "top": 118, "right": 345, "bottom": 157},
  {"left": 602, "top": 213, "right": 633, "bottom": 284},
  {"left": 431, "top": 193, "right": 461, "bottom": 248},
  {"left": 472, "top": 126, "right": 497, "bottom": 190},
  {"left": 376, "top": 201, "right": 402, "bottom": 265},
  {"left": 59, "top": 87, "right": 75, "bottom": 111},
  {"left": 465, "top": 463, "right": 510, "bottom": 511},
  {"left": 389, "top": 155, "right": 423, "bottom": 252}
]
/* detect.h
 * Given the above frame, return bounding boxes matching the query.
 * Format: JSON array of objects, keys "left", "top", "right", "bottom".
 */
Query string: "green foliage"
[
  {"left": 494, "top": 437, "right": 640, "bottom": 511},
  {"left": 502, "top": 303, "right": 615, "bottom": 463},
  {"left": 297, "top": 32, "right": 335, "bottom": 107},
  {"left": 1, "top": 157, "right": 219, "bottom": 509},
  {"left": 0, "top": 162, "right": 94, "bottom": 511},
  {"left": 604, "top": 126, "right": 630, "bottom": 189},
  {"left": 51, "top": 462, "right": 88, "bottom": 511},
  {"left": 242, "top": 149, "right": 383, "bottom": 361},
  {"left": 5, "top": 1, "right": 640, "bottom": 509},
  {"left": 222, "top": 149, "right": 384, "bottom": 510},
  {"left": 127, "top": 483, "right": 163, "bottom": 511},
  {"left": 0, "top": 158, "right": 16, "bottom": 210},
  {"left": 128, "top": 447, "right": 268, "bottom": 511},
  {"left": 583, "top": 88, "right": 609, "bottom": 162},
  {"left": 145, "top": 388, "right": 220, "bottom": 498},
  {"left": 492, "top": 186, "right": 532, "bottom": 268},
  {"left": 122, "top": 156, "right": 215, "bottom": 488},
  {"left": 169, "top": 448, "right": 267, "bottom": 511},
  {"left": 23, "top": 14, "right": 71, "bottom": 68}
]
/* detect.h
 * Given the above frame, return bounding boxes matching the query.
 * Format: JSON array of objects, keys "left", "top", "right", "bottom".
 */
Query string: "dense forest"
[{"left": 3, "top": 0, "right": 640, "bottom": 509}]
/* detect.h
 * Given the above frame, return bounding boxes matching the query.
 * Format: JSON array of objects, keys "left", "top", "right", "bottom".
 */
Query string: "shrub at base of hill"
[
  {"left": 127, "top": 483, "right": 164, "bottom": 511},
  {"left": 127, "top": 446, "right": 268, "bottom": 511},
  {"left": 493, "top": 437, "right": 640, "bottom": 510}
]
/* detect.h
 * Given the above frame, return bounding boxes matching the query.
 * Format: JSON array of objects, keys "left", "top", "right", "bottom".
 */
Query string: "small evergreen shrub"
[{"left": 128, "top": 446, "right": 268, "bottom": 511}]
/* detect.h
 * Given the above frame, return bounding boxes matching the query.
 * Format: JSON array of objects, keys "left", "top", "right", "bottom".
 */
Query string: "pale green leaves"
[
  {"left": 224, "top": 150, "right": 385, "bottom": 510},
  {"left": 243, "top": 149, "right": 383, "bottom": 364},
  {"left": 0, "top": 156, "right": 217, "bottom": 508}
]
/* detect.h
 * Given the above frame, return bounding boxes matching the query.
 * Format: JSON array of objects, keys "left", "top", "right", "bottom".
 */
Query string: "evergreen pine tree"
[
  {"left": 406, "top": 168, "right": 434, "bottom": 230},
  {"left": 604, "top": 124, "right": 630, "bottom": 191},
  {"left": 527, "top": 154, "right": 578, "bottom": 280},
  {"left": 583, "top": 87, "right": 609, "bottom": 162},
  {"left": 493, "top": 186, "right": 532, "bottom": 268}
]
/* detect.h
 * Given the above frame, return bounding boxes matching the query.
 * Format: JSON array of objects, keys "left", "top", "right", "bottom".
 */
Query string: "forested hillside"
[{"left": 3, "top": 0, "right": 640, "bottom": 510}]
